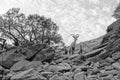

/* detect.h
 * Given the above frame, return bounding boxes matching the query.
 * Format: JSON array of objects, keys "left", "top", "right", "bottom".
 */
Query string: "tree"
[
  {"left": 0, "top": 8, "right": 27, "bottom": 46},
  {"left": 26, "top": 14, "right": 62, "bottom": 45},
  {"left": 0, "top": 8, "right": 63, "bottom": 47}
]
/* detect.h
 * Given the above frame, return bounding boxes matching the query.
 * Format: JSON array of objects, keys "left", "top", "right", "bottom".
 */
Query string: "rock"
[
  {"left": 10, "top": 60, "right": 30, "bottom": 71},
  {"left": 22, "top": 61, "right": 42, "bottom": 70},
  {"left": 68, "top": 54, "right": 80, "bottom": 60},
  {"left": 0, "top": 65, "right": 5, "bottom": 74},
  {"left": 27, "top": 75, "right": 47, "bottom": 80},
  {"left": 105, "top": 66, "right": 113, "bottom": 71},
  {"left": 117, "top": 73, "right": 120, "bottom": 80},
  {"left": 0, "top": 48, "right": 26, "bottom": 69},
  {"left": 94, "top": 62, "right": 100, "bottom": 68},
  {"left": 102, "top": 77, "right": 111, "bottom": 80},
  {"left": 112, "top": 62, "right": 120, "bottom": 69},
  {"left": 21, "top": 44, "right": 47, "bottom": 60},
  {"left": 49, "top": 74, "right": 59, "bottom": 80},
  {"left": 74, "top": 72, "right": 85, "bottom": 80},
  {"left": 59, "top": 76, "right": 68, "bottom": 80},
  {"left": 99, "top": 70, "right": 118, "bottom": 77},
  {"left": 33, "top": 47, "right": 55, "bottom": 63},
  {"left": 41, "top": 71, "right": 53, "bottom": 79},
  {"left": 87, "top": 77, "right": 97, "bottom": 80},
  {"left": 101, "top": 20, "right": 120, "bottom": 44},
  {"left": 48, "top": 63, "right": 71, "bottom": 72},
  {"left": 105, "top": 57, "right": 115, "bottom": 63},
  {"left": 11, "top": 68, "right": 45, "bottom": 80},
  {"left": 10, "top": 60, "right": 42, "bottom": 71},
  {"left": 74, "top": 67, "right": 82, "bottom": 74},
  {"left": 63, "top": 72, "right": 73, "bottom": 80},
  {"left": 112, "top": 51, "right": 120, "bottom": 60},
  {"left": 89, "top": 68, "right": 100, "bottom": 75},
  {"left": 20, "top": 48, "right": 34, "bottom": 59},
  {"left": 55, "top": 58, "right": 64, "bottom": 63},
  {"left": 11, "top": 68, "right": 34, "bottom": 80}
]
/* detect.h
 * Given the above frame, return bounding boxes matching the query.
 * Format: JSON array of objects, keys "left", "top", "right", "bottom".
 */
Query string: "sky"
[{"left": 0, "top": 0, "right": 119, "bottom": 45}]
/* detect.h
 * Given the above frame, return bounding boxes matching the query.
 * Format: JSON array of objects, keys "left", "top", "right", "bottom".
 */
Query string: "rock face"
[{"left": 99, "top": 20, "right": 120, "bottom": 59}]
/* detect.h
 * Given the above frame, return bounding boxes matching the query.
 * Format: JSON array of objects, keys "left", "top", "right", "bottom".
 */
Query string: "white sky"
[{"left": 0, "top": 0, "right": 119, "bottom": 45}]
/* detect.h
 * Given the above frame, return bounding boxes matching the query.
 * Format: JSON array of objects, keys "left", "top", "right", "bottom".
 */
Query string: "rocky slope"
[{"left": 1, "top": 20, "right": 120, "bottom": 80}]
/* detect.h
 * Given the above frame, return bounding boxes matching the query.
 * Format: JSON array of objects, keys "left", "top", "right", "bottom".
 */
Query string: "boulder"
[
  {"left": 21, "top": 44, "right": 47, "bottom": 60},
  {"left": 33, "top": 47, "right": 55, "bottom": 63},
  {"left": 10, "top": 60, "right": 42, "bottom": 71},
  {"left": 10, "top": 60, "right": 30, "bottom": 71},
  {"left": 0, "top": 48, "right": 26, "bottom": 69},
  {"left": 11, "top": 68, "right": 46, "bottom": 80},
  {"left": 11, "top": 68, "right": 34, "bottom": 80}
]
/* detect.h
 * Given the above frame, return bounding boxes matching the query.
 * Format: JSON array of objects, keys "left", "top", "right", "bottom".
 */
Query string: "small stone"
[
  {"left": 59, "top": 76, "right": 68, "bottom": 80},
  {"left": 74, "top": 72, "right": 85, "bottom": 80},
  {"left": 112, "top": 62, "right": 120, "bottom": 69},
  {"left": 48, "top": 63, "right": 71, "bottom": 72},
  {"left": 41, "top": 71, "right": 53, "bottom": 79},
  {"left": 74, "top": 67, "right": 82, "bottom": 74},
  {"left": 102, "top": 77, "right": 111, "bottom": 80},
  {"left": 117, "top": 74, "right": 120, "bottom": 80},
  {"left": 99, "top": 70, "right": 118, "bottom": 77},
  {"left": 63, "top": 72, "right": 73, "bottom": 80},
  {"left": 105, "top": 57, "right": 115, "bottom": 63},
  {"left": 105, "top": 66, "right": 113, "bottom": 71},
  {"left": 112, "top": 51, "right": 120, "bottom": 60},
  {"left": 94, "top": 62, "right": 100, "bottom": 68},
  {"left": 49, "top": 74, "right": 59, "bottom": 80}
]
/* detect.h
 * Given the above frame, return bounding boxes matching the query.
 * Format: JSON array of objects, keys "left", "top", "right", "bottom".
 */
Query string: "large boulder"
[
  {"left": 10, "top": 60, "right": 30, "bottom": 71},
  {"left": 33, "top": 47, "right": 55, "bottom": 63},
  {"left": 0, "top": 47, "right": 26, "bottom": 69},
  {"left": 10, "top": 60, "right": 42, "bottom": 71},
  {"left": 11, "top": 68, "right": 46, "bottom": 80},
  {"left": 20, "top": 44, "right": 47, "bottom": 60}
]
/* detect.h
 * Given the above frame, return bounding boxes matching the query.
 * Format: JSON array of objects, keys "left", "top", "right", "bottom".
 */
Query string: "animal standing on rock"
[{"left": 68, "top": 34, "right": 79, "bottom": 55}]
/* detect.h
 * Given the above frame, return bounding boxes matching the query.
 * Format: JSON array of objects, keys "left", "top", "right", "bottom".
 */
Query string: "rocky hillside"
[{"left": 1, "top": 20, "right": 120, "bottom": 80}]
